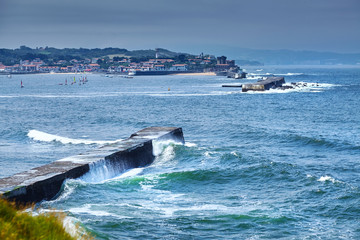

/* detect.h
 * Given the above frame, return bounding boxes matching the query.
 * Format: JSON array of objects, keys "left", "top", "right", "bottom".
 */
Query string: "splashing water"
[{"left": 27, "top": 129, "right": 122, "bottom": 145}]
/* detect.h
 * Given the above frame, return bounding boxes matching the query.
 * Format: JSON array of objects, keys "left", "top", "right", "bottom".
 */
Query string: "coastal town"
[{"left": 0, "top": 47, "right": 243, "bottom": 77}]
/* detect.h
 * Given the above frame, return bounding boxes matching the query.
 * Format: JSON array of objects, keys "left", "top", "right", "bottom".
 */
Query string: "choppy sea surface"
[{"left": 0, "top": 65, "right": 359, "bottom": 239}]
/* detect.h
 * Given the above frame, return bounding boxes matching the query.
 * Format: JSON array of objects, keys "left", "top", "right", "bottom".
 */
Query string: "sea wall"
[
  {"left": 0, "top": 127, "right": 184, "bottom": 204},
  {"left": 242, "top": 77, "right": 285, "bottom": 92},
  {"left": 132, "top": 70, "right": 198, "bottom": 76}
]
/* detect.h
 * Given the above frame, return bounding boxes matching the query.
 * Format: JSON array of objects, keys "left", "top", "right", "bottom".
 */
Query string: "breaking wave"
[
  {"left": 27, "top": 129, "right": 122, "bottom": 145},
  {"left": 276, "top": 73, "right": 305, "bottom": 76},
  {"left": 317, "top": 175, "right": 342, "bottom": 184},
  {"left": 78, "top": 140, "right": 185, "bottom": 183},
  {"left": 243, "top": 82, "right": 338, "bottom": 94}
]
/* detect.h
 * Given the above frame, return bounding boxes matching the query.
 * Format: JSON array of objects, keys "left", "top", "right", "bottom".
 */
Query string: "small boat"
[
  {"left": 21, "top": 80, "right": 24, "bottom": 88},
  {"left": 122, "top": 75, "right": 133, "bottom": 79}
]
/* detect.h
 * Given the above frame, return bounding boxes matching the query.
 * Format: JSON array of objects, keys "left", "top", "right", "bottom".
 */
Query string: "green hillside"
[{"left": 0, "top": 46, "right": 190, "bottom": 66}]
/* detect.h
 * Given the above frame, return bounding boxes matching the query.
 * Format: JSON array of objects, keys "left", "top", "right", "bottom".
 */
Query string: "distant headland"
[{"left": 0, "top": 46, "right": 261, "bottom": 76}]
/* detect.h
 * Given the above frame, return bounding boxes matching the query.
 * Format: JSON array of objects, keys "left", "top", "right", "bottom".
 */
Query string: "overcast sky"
[{"left": 0, "top": 0, "right": 359, "bottom": 54}]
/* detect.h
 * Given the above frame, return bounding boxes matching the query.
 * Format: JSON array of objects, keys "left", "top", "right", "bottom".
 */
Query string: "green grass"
[{"left": 0, "top": 197, "right": 92, "bottom": 240}]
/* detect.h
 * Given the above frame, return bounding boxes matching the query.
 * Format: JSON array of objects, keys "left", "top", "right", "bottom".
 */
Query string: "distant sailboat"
[
  {"left": 59, "top": 78, "right": 68, "bottom": 85},
  {"left": 21, "top": 80, "right": 24, "bottom": 88}
]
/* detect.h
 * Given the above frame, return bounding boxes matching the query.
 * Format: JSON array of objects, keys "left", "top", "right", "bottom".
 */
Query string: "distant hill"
[{"left": 0, "top": 46, "right": 190, "bottom": 65}]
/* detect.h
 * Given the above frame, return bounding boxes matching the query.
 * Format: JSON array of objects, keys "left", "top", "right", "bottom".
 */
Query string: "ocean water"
[{"left": 0, "top": 66, "right": 360, "bottom": 239}]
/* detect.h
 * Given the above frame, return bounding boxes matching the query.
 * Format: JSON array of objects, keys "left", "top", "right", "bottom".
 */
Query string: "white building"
[{"left": 169, "top": 64, "right": 188, "bottom": 71}]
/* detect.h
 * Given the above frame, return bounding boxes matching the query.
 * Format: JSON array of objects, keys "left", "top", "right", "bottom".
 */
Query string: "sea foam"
[
  {"left": 317, "top": 176, "right": 339, "bottom": 183},
  {"left": 27, "top": 129, "right": 121, "bottom": 145},
  {"left": 243, "top": 82, "right": 338, "bottom": 94},
  {"left": 277, "top": 73, "right": 304, "bottom": 76}
]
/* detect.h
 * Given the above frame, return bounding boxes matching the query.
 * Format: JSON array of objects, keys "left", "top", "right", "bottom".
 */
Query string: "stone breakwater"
[
  {"left": 242, "top": 77, "right": 285, "bottom": 92},
  {"left": 0, "top": 127, "right": 184, "bottom": 204}
]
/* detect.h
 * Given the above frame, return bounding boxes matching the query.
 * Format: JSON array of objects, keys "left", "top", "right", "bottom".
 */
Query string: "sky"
[{"left": 0, "top": 0, "right": 359, "bottom": 54}]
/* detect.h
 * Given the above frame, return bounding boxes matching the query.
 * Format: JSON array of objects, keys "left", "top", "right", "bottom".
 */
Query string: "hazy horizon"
[
  {"left": 1, "top": 0, "right": 359, "bottom": 55},
  {"left": 2, "top": 45, "right": 360, "bottom": 56}
]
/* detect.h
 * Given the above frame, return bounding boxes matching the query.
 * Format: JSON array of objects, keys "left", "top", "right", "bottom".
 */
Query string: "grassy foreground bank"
[{"left": 0, "top": 197, "right": 91, "bottom": 240}]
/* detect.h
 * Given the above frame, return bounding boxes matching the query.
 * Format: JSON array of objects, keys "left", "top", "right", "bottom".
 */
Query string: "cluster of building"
[
  {"left": 108, "top": 58, "right": 191, "bottom": 73},
  {"left": 0, "top": 58, "right": 101, "bottom": 73},
  {"left": 0, "top": 54, "right": 238, "bottom": 74}
]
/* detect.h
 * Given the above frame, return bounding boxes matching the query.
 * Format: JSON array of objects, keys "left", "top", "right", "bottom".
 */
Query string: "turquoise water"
[{"left": 0, "top": 66, "right": 360, "bottom": 239}]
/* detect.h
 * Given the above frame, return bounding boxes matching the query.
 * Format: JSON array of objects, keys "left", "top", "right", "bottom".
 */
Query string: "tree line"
[{"left": 0, "top": 46, "right": 190, "bottom": 66}]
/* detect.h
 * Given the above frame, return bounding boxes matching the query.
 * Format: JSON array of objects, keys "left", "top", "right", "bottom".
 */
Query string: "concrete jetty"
[
  {"left": 242, "top": 77, "right": 285, "bottom": 92},
  {"left": 222, "top": 84, "right": 242, "bottom": 88},
  {"left": 0, "top": 127, "right": 184, "bottom": 204}
]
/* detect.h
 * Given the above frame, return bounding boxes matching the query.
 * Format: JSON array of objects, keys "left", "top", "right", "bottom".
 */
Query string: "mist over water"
[{"left": 1, "top": 66, "right": 360, "bottom": 239}]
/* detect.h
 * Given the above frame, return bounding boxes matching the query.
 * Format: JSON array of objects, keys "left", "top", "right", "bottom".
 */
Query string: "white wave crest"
[
  {"left": 80, "top": 159, "right": 127, "bottom": 183},
  {"left": 231, "top": 151, "right": 240, "bottom": 157},
  {"left": 27, "top": 129, "right": 121, "bottom": 145},
  {"left": 276, "top": 73, "right": 304, "bottom": 76},
  {"left": 151, "top": 141, "right": 177, "bottom": 168},
  {"left": 246, "top": 76, "right": 264, "bottom": 80},
  {"left": 69, "top": 204, "right": 131, "bottom": 219},
  {"left": 77, "top": 158, "right": 145, "bottom": 183},
  {"left": 148, "top": 92, "right": 241, "bottom": 97},
  {"left": 68, "top": 204, "right": 124, "bottom": 218},
  {"left": 204, "top": 151, "right": 216, "bottom": 157},
  {"left": 107, "top": 168, "right": 144, "bottom": 181},
  {"left": 318, "top": 175, "right": 340, "bottom": 183},
  {"left": 185, "top": 142, "right": 197, "bottom": 147},
  {"left": 152, "top": 139, "right": 183, "bottom": 156},
  {"left": 243, "top": 82, "right": 338, "bottom": 94},
  {"left": 50, "top": 179, "right": 78, "bottom": 202}
]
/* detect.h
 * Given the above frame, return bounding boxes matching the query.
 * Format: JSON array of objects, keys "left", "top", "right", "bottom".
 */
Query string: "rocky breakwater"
[
  {"left": 242, "top": 77, "right": 285, "bottom": 92},
  {"left": 0, "top": 127, "right": 184, "bottom": 204}
]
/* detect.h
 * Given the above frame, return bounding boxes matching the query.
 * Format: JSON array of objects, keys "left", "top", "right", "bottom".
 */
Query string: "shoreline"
[
  {"left": 171, "top": 72, "right": 216, "bottom": 76},
  {"left": 0, "top": 72, "right": 94, "bottom": 76},
  {"left": 1, "top": 72, "right": 217, "bottom": 76}
]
